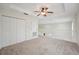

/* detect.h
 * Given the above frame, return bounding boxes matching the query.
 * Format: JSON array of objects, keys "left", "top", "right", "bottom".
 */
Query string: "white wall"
[
  {"left": 75, "top": 13, "right": 79, "bottom": 44},
  {"left": 0, "top": 15, "right": 2, "bottom": 49},
  {"left": 16, "top": 19, "right": 26, "bottom": 43},
  {"left": 38, "top": 21, "right": 74, "bottom": 42},
  {"left": 26, "top": 18, "right": 38, "bottom": 40},
  {"left": 39, "top": 17, "right": 72, "bottom": 24},
  {"left": 71, "top": 13, "right": 79, "bottom": 44},
  {"left": 72, "top": 17, "right": 77, "bottom": 43}
]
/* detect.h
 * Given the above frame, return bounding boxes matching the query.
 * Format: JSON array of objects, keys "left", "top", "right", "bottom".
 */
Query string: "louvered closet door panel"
[{"left": 1, "top": 16, "right": 17, "bottom": 48}]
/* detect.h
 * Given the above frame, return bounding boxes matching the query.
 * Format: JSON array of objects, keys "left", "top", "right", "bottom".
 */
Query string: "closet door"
[
  {"left": 1, "top": 16, "right": 17, "bottom": 47},
  {"left": 16, "top": 19, "right": 26, "bottom": 43}
]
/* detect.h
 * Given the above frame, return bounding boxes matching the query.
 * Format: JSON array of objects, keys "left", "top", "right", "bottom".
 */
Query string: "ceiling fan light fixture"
[
  {"left": 34, "top": 5, "right": 53, "bottom": 16},
  {"left": 41, "top": 12, "right": 46, "bottom": 15}
]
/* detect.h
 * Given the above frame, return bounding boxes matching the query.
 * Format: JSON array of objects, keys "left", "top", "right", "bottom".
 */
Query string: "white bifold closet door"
[
  {"left": 1, "top": 16, "right": 26, "bottom": 48},
  {"left": 1, "top": 16, "right": 17, "bottom": 48}
]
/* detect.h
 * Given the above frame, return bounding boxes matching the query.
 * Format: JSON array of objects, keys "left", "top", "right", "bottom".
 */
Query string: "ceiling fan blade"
[
  {"left": 48, "top": 11, "right": 54, "bottom": 13},
  {"left": 37, "top": 14, "right": 40, "bottom": 16},
  {"left": 34, "top": 11, "right": 39, "bottom": 12},
  {"left": 24, "top": 13, "right": 29, "bottom": 15}
]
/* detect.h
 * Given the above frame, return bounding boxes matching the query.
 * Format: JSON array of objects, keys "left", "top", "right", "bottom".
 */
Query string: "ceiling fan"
[
  {"left": 23, "top": 6, "right": 54, "bottom": 16},
  {"left": 34, "top": 7, "right": 54, "bottom": 16}
]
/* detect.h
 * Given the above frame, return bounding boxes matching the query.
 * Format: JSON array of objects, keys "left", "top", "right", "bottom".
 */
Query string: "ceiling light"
[{"left": 34, "top": 6, "right": 54, "bottom": 16}]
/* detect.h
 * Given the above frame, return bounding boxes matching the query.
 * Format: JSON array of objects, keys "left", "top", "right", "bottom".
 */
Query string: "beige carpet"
[{"left": 0, "top": 36, "right": 79, "bottom": 55}]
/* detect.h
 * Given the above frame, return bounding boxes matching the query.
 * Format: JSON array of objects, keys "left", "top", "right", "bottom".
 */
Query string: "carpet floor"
[{"left": 0, "top": 36, "right": 79, "bottom": 55}]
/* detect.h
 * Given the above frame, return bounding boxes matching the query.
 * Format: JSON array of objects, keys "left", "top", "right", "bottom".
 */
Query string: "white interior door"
[{"left": 1, "top": 16, "right": 17, "bottom": 47}]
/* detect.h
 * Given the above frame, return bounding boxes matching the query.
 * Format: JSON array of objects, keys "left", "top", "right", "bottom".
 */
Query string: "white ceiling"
[
  {"left": 10, "top": 3, "right": 64, "bottom": 15},
  {"left": 0, "top": 3, "right": 79, "bottom": 23},
  {"left": 1, "top": 3, "right": 79, "bottom": 16}
]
